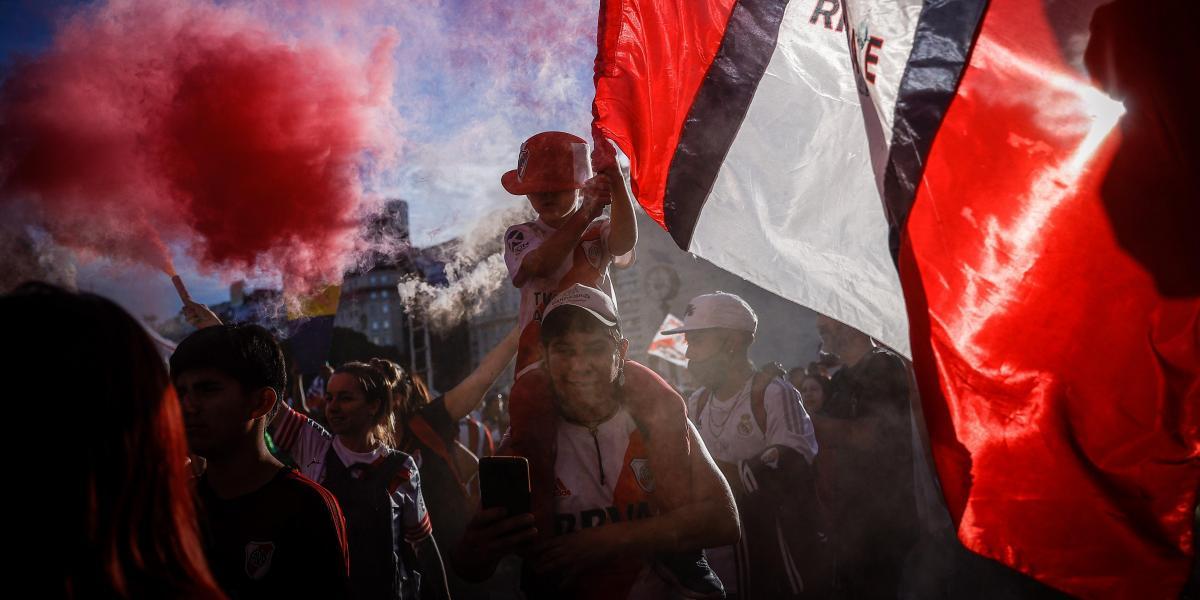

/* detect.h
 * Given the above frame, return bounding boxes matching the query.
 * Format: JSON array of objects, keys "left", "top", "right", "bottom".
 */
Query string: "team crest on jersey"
[
  {"left": 737, "top": 414, "right": 754, "bottom": 437},
  {"left": 507, "top": 229, "right": 529, "bottom": 254},
  {"left": 244, "top": 541, "right": 276, "bottom": 580},
  {"left": 630, "top": 458, "right": 656, "bottom": 493},
  {"left": 584, "top": 240, "right": 603, "bottom": 267}
]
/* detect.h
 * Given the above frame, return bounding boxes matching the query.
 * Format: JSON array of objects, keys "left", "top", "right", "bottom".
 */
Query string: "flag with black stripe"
[{"left": 593, "top": 0, "right": 1199, "bottom": 597}]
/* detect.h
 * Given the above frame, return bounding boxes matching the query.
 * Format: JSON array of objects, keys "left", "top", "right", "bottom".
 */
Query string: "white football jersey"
[
  {"left": 687, "top": 377, "right": 818, "bottom": 592},
  {"left": 553, "top": 408, "right": 671, "bottom": 600}
]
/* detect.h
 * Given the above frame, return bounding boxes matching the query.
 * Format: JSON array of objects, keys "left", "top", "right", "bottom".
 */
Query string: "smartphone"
[{"left": 479, "top": 456, "right": 532, "bottom": 517}]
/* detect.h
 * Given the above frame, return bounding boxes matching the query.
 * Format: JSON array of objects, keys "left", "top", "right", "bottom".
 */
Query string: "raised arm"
[
  {"left": 596, "top": 142, "right": 637, "bottom": 257},
  {"left": 268, "top": 401, "right": 332, "bottom": 467},
  {"left": 512, "top": 203, "right": 604, "bottom": 288},
  {"left": 443, "top": 326, "right": 520, "bottom": 422}
]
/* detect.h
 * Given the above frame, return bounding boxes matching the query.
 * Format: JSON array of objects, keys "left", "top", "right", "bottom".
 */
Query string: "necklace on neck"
[
  {"left": 560, "top": 398, "right": 621, "bottom": 488},
  {"left": 706, "top": 380, "right": 751, "bottom": 438}
]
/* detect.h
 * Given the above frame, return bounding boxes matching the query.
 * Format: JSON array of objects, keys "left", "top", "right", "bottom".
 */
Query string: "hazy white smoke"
[
  {"left": 396, "top": 204, "right": 531, "bottom": 331},
  {"left": 7, "top": 0, "right": 600, "bottom": 321},
  {"left": 0, "top": 222, "right": 78, "bottom": 294}
]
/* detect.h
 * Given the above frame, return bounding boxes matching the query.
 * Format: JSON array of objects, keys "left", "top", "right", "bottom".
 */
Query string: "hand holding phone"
[
  {"left": 454, "top": 457, "right": 536, "bottom": 583},
  {"left": 479, "top": 456, "right": 532, "bottom": 517}
]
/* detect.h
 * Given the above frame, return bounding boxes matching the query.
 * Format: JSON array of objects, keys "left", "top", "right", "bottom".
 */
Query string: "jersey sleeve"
[
  {"left": 389, "top": 454, "right": 433, "bottom": 544},
  {"left": 422, "top": 396, "right": 460, "bottom": 446},
  {"left": 762, "top": 380, "right": 819, "bottom": 464},
  {"left": 503, "top": 223, "right": 540, "bottom": 287},
  {"left": 270, "top": 404, "right": 333, "bottom": 471}
]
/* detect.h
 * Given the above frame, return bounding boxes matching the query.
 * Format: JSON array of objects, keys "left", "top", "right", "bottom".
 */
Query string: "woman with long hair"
[
  {"left": 186, "top": 300, "right": 518, "bottom": 599},
  {"left": 270, "top": 360, "right": 447, "bottom": 600},
  {"left": 2, "top": 282, "right": 223, "bottom": 599}
]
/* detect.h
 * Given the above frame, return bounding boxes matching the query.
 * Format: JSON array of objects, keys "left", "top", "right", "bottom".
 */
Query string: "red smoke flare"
[{"left": 0, "top": 0, "right": 396, "bottom": 289}]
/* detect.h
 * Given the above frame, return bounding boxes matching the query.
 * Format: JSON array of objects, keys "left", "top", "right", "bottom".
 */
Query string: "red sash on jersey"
[
  {"left": 570, "top": 428, "right": 658, "bottom": 600},
  {"left": 407, "top": 415, "right": 468, "bottom": 498},
  {"left": 511, "top": 362, "right": 696, "bottom": 599},
  {"left": 462, "top": 417, "right": 493, "bottom": 459}
]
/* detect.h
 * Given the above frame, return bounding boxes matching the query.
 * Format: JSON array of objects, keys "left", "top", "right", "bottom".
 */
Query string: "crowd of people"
[{"left": 28, "top": 130, "right": 952, "bottom": 600}]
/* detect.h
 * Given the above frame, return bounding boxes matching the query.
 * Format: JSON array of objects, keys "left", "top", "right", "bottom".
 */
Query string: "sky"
[{"left": 0, "top": 0, "right": 600, "bottom": 318}]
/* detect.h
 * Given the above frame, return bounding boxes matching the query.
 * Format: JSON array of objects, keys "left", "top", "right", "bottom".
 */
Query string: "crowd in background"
[
  {"left": 24, "top": 126, "right": 1186, "bottom": 600},
  {"left": 15, "top": 278, "right": 964, "bottom": 600}
]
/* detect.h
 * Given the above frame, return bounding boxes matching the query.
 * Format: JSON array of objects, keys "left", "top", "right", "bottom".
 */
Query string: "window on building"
[
  {"left": 383, "top": 321, "right": 390, "bottom": 329},
  {"left": 372, "top": 321, "right": 379, "bottom": 330},
  {"left": 382, "top": 303, "right": 389, "bottom": 313},
  {"left": 370, "top": 291, "right": 377, "bottom": 299}
]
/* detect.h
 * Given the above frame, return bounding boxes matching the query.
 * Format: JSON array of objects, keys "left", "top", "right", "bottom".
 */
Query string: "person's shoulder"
[
  {"left": 378, "top": 448, "right": 422, "bottom": 492},
  {"left": 504, "top": 220, "right": 538, "bottom": 235},
  {"left": 503, "top": 221, "right": 539, "bottom": 255},
  {"left": 304, "top": 414, "right": 335, "bottom": 441},
  {"left": 763, "top": 376, "right": 798, "bottom": 399},
  {"left": 624, "top": 360, "right": 686, "bottom": 402},
  {"left": 382, "top": 446, "right": 420, "bottom": 471},
  {"left": 275, "top": 469, "right": 343, "bottom": 518},
  {"left": 859, "top": 346, "right": 908, "bottom": 378},
  {"left": 621, "top": 361, "right": 690, "bottom": 430},
  {"left": 623, "top": 360, "right": 673, "bottom": 391}
]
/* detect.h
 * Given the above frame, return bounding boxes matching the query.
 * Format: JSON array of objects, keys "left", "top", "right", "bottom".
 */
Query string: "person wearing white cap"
[
  {"left": 454, "top": 284, "right": 738, "bottom": 600},
  {"left": 663, "top": 292, "right": 823, "bottom": 599}
]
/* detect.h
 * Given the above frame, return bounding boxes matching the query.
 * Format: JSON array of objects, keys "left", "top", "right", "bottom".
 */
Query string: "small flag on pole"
[{"left": 647, "top": 314, "right": 688, "bottom": 367}]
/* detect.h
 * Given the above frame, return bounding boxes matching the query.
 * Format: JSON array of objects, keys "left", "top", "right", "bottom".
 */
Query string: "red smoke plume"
[{"left": 0, "top": 0, "right": 397, "bottom": 288}]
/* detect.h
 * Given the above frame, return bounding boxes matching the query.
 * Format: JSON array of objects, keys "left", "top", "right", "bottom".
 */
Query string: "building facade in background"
[
  {"left": 333, "top": 199, "right": 471, "bottom": 393},
  {"left": 466, "top": 279, "right": 520, "bottom": 394}
]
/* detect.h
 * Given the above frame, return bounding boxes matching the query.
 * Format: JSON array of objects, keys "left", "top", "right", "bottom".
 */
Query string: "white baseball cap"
[
  {"left": 661, "top": 292, "right": 757, "bottom": 335},
  {"left": 543, "top": 284, "right": 619, "bottom": 327}
]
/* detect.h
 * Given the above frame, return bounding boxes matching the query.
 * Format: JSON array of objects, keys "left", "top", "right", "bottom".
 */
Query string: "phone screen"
[{"left": 479, "top": 456, "right": 532, "bottom": 517}]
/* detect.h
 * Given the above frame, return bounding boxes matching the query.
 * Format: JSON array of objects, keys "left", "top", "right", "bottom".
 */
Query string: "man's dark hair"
[
  {"left": 539, "top": 305, "right": 622, "bottom": 346},
  {"left": 170, "top": 324, "right": 287, "bottom": 406}
]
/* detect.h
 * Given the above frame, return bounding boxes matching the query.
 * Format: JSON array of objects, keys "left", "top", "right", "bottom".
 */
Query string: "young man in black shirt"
[{"left": 172, "top": 324, "right": 351, "bottom": 599}]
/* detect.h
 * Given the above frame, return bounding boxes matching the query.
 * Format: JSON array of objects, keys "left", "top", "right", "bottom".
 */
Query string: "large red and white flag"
[
  {"left": 593, "top": 0, "right": 1199, "bottom": 597},
  {"left": 593, "top": 0, "right": 910, "bottom": 357}
]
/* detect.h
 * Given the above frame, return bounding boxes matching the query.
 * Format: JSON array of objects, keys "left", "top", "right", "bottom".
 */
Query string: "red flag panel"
[
  {"left": 593, "top": 0, "right": 738, "bottom": 226},
  {"left": 901, "top": 1, "right": 1200, "bottom": 597}
]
